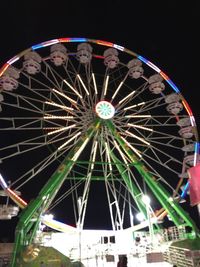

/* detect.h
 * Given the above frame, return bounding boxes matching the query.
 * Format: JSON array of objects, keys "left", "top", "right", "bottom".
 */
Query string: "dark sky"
[
  {"left": 0, "top": 0, "right": 199, "bottom": 241},
  {"left": 0, "top": 1, "right": 199, "bottom": 124}
]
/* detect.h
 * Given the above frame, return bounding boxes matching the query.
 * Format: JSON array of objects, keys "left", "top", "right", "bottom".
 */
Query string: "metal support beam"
[
  {"left": 108, "top": 148, "right": 147, "bottom": 218},
  {"left": 105, "top": 120, "right": 199, "bottom": 235},
  {"left": 11, "top": 118, "right": 100, "bottom": 267}
]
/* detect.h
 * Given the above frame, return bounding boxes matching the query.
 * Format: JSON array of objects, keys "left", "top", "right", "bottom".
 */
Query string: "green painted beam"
[
  {"left": 58, "top": 175, "right": 126, "bottom": 181},
  {"left": 63, "top": 160, "right": 136, "bottom": 165}
]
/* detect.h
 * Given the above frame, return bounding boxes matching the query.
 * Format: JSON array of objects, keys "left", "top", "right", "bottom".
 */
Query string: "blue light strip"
[
  {"left": 195, "top": 142, "right": 199, "bottom": 154},
  {"left": 194, "top": 142, "right": 200, "bottom": 165},
  {"left": 165, "top": 79, "right": 180, "bottom": 93},
  {"left": 181, "top": 181, "right": 189, "bottom": 198},
  {"left": 137, "top": 55, "right": 161, "bottom": 72},
  {"left": 138, "top": 55, "right": 181, "bottom": 95},
  {"left": 32, "top": 43, "right": 45, "bottom": 50},
  {"left": 69, "top": 38, "right": 87, "bottom": 42},
  {"left": 32, "top": 39, "right": 59, "bottom": 50},
  {"left": 32, "top": 38, "right": 88, "bottom": 50},
  {"left": 137, "top": 55, "right": 148, "bottom": 64}
]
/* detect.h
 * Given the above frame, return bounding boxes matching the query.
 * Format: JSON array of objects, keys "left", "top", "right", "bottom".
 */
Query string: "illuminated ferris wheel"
[{"left": 0, "top": 38, "right": 199, "bottom": 265}]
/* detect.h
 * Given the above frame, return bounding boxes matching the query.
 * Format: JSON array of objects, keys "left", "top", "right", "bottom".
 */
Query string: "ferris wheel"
[{"left": 0, "top": 38, "right": 199, "bottom": 255}]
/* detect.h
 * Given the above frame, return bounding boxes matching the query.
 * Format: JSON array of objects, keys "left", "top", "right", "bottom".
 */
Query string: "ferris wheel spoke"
[
  {"left": 147, "top": 128, "right": 184, "bottom": 140},
  {"left": 115, "top": 82, "right": 148, "bottom": 111},
  {"left": 98, "top": 67, "right": 109, "bottom": 101},
  {"left": 149, "top": 138, "right": 192, "bottom": 150},
  {"left": 111, "top": 73, "right": 129, "bottom": 101},
  {"left": 40, "top": 68, "right": 63, "bottom": 90},
  {"left": 115, "top": 115, "right": 187, "bottom": 128},
  {"left": 112, "top": 139, "right": 130, "bottom": 166},
  {"left": 0, "top": 117, "right": 44, "bottom": 130},
  {"left": 86, "top": 76, "right": 98, "bottom": 108},
  {"left": 51, "top": 88, "right": 77, "bottom": 107},
  {"left": 131, "top": 137, "right": 182, "bottom": 153},
  {"left": 0, "top": 125, "right": 82, "bottom": 162},
  {"left": 148, "top": 114, "right": 177, "bottom": 125},
  {"left": 62, "top": 62, "right": 78, "bottom": 88},
  {"left": 108, "top": 150, "right": 144, "bottom": 196},
  {"left": 22, "top": 66, "right": 82, "bottom": 111},
  {"left": 113, "top": 115, "right": 151, "bottom": 125},
  {"left": 147, "top": 144, "right": 183, "bottom": 166},
  {"left": 49, "top": 179, "right": 84, "bottom": 212},
  {"left": 141, "top": 150, "right": 181, "bottom": 175},
  {"left": 44, "top": 114, "right": 76, "bottom": 125},
  {"left": 122, "top": 100, "right": 146, "bottom": 112},
  {"left": 20, "top": 70, "right": 56, "bottom": 92},
  {"left": 139, "top": 155, "right": 180, "bottom": 195},
  {"left": 116, "top": 133, "right": 142, "bottom": 158},
  {"left": 12, "top": 148, "right": 66, "bottom": 189},
  {"left": 75, "top": 75, "right": 91, "bottom": 108},
  {"left": 2, "top": 93, "right": 46, "bottom": 114},
  {"left": 118, "top": 119, "right": 185, "bottom": 142},
  {"left": 118, "top": 126, "right": 183, "bottom": 153},
  {"left": 136, "top": 97, "right": 165, "bottom": 113},
  {"left": 113, "top": 122, "right": 150, "bottom": 148},
  {"left": 119, "top": 128, "right": 184, "bottom": 168},
  {"left": 117, "top": 98, "right": 165, "bottom": 121},
  {"left": 91, "top": 72, "right": 98, "bottom": 97},
  {"left": 0, "top": 139, "right": 47, "bottom": 161},
  {"left": 42, "top": 59, "right": 66, "bottom": 89},
  {"left": 62, "top": 57, "right": 92, "bottom": 108}
]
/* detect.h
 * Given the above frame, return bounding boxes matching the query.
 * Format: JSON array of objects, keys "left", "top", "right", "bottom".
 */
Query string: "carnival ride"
[{"left": 0, "top": 38, "right": 199, "bottom": 266}]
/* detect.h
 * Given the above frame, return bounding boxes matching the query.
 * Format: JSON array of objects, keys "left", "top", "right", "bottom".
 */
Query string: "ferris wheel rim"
[{"left": 0, "top": 37, "right": 199, "bottom": 232}]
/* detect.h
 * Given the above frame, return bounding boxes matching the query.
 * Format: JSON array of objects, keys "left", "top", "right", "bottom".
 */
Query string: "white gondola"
[
  {"left": 184, "top": 154, "right": 195, "bottom": 166},
  {"left": 176, "top": 117, "right": 191, "bottom": 127},
  {"left": 127, "top": 59, "right": 143, "bottom": 79},
  {"left": 0, "top": 76, "right": 18, "bottom": 91},
  {"left": 148, "top": 74, "right": 165, "bottom": 94},
  {"left": 179, "top": 126, "right": 193, "bottom": 139},
  {"left": 182, "top": 143, "right": 194, "bottom": 152},
  {"left": 0, "top": 66, "right": 20, "bottom": 91},
  {"left": 50, "top": 43, "right": 68, "bottom": 66},
  {"left": 76, "top": 43, "right": 93, "bottom": 64},
  {"left": 165, "top": 93, "right": 180, "bottom": 103},
  {"left": 166, "top": 102, "right": 183, "bottom": 115},
  {"left": 103, "top": 48, "right": 119, "bottom": 69},
  {"left": 23, "top": 51, "right": 42, "bottom": 74}
]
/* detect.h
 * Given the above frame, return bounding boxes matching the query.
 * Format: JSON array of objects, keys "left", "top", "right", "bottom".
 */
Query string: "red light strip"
[
  {"left": 182, "top": 100, "right": 192, "bottom": 116},
  {"left": 0, "top": 63, "right": 9, "bottom": 76},
  {"left": 160, "top": 71, "right": 169, "bottom": 80},
  {"left": 93, "top": 54, "right": 104, "bottom": 59},
  {"left": 7, "top": 188, "right": 27, "bottom": 209},
  {"left": 96, "top": 40, "right": 113, "bottom": 47},
  {"left": 58, "top": 37, "right": 73, "bottom": 42}
]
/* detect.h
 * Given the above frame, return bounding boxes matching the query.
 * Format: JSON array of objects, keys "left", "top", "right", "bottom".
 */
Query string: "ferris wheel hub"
[{"left": 95, "top": 101, "right": 115, "bottom": 119}]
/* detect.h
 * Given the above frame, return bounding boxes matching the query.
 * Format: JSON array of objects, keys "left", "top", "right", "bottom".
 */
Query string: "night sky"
[{"left": 0, "top": 0, "right": 199, "bottom": 241}]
